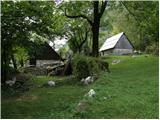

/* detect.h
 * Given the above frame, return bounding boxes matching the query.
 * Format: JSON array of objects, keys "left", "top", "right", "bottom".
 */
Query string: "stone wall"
[
  {"left": 25, "top": 60, "right": 62, "bottom": 67},
  {"left": 112, "top": 49, "right": 133, "bottom": 55},
  {"left": 36, "top": 60, "right": 61, "bottom": 67},
  {"left": 100, "top": 49, "right": 113, "bottom": 56},
  {"left": 101, "top": 49, "right": 133, "bottom": 56}
]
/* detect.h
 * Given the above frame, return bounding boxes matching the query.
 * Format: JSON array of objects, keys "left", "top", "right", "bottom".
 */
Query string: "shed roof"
[
  {"left": 36, "top": 42, "right": 61, "bottom": 60},
  {"left": 99, "top": 32, "right": 124, "bottom": 52}
]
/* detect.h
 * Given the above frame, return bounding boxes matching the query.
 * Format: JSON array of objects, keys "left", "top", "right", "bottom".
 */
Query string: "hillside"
[{"left": 2, "top": 55, "right": 159, "bottom": 119}]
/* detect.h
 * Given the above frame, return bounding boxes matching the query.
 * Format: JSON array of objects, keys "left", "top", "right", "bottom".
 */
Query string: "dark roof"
[{"left": 36, "top": 42, "right": 61, "bottom": 60}]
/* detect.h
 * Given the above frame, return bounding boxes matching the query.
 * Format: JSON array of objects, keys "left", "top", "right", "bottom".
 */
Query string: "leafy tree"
[
  {"left": 67, "top": 19, "right": 90, "bottom": 54},
  {"left": 120, "top": 1, "right": 158, "bottom": 51},
  {"left": 98, "top": 1, "right": 158, "bottom": 52},
  {"left": 63, "top": 1, "right": 108, "bottom": 57},
  {"left": 1, "top": 1, "right": 64, "bottom": 82}
]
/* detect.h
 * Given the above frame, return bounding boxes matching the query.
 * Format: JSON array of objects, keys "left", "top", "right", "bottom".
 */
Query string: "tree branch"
[
  {"left": 72, "top": 32, "right": 79, "bottom": 47},
  {"left": 120, "top": 1, "right": 141, "bottom": 26},
  {"left": 79, "top": 30, "right": 83, "bottom": 43},
  {"left": 79, "top": 29, "right": 89, "bottom": 48},
  {"left": 64, "top": 9, "right": 93, "bottom": 26},
  {"left": 99, "top": 0, "right": 108, "bottom": 18}
]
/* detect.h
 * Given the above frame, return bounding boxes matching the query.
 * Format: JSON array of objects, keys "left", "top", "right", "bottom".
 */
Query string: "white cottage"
[{"left": 99, "top": 32, "right": 133, "bottom": 55}]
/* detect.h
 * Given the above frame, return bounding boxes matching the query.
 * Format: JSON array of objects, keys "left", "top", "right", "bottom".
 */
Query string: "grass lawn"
[{"left": 1, "top": 55, "right": 159, "bottom": 119}]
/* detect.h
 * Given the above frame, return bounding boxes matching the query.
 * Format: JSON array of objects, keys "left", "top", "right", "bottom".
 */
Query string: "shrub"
[
  {"left": 8, "top": 67, "right": 20, "bottom": 79},
  {"left": 72, "top": 54, "right": 100, "bottom": 80},
  {"left": 154, "top": 46, "right": 159, "bottom": 56},
  {"left": 145, "top": 45, "right": 154, "bottom": 54},
  {"left": 87, "top": 57, "right": 100, "bottom": 75},
  {"left": 145, "top": 43, "right": 158, "bottom": 55},
  {"left": 95, "top": 59, "right": 110, "bottom": 72},
  {"left": 72, "top": 54, "right": 90, "bottom": 80}
]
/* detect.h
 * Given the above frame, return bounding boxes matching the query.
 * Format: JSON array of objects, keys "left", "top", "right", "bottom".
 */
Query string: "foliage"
[
  {"left": 58, "top": 44, "right": 70, "bottom": 58},
  {"left": 72, "top": 54, "right": 100, "bottom": 80},
  {"left": 67, "top": 19, "right": 91, "bottom": 54},
  {"left": 61, "top": 1, "right": 108, "bottom": 57},
  {"left": 72, "top": 54, "right": 90, "bottom": 80},
  {"left": 145, "top": 42, "right": 159, "bottom": 55},
  {"left": 1, "top": 1, "right": 60, "bottom": 49},
  {"left": 7, "top": 66, "right": 20, "bottom": 79},
  {"left": 122, "top": 1, "right": 159, "bottom": 51},
  {"left": 99, "top": 1, "right": 159, "bottom": 51},
  {"left": 1, "top": 1, "right": 65, "bottom": 81},
  {"left": 87, "top": 57, "right": 100, "bottom": 75},
  {"left": 14, "top": 46, "right": 29, "bottom": 67}
]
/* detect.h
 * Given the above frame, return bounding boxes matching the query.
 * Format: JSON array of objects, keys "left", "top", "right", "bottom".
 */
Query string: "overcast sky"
[{"left": 49, "top": 37, "right": 68, "bottom": 51}]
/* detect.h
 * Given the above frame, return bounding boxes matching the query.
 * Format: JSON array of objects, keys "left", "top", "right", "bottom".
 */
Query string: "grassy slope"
[
  {"left": 1, "top": 55, "right": 159, "bottom": 118},
  {"left": 82, "top": 55, "right": 159, "bottom": 118}
]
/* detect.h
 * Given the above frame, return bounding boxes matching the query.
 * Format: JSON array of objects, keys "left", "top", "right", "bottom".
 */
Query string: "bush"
[
  {"left": 154, "top": 47, "right": 159, "bottom": 56},
  {"left": 95, "top": 59, "right": 110, "bottom": 72},
  {"left": 145, "top": 43, "right": 158, "bottom": 55},
  {"left": 73, "top": 54, "right": 90, "bottom": 80},
  {"left": 72, "top": 54, "right": 100, "bottom": 80},
  {"left": 8, "top": 67, "right": 20, "bottom": 79},
  {"left": 87, "top": 57, "right": 100, "bottom": 75}
]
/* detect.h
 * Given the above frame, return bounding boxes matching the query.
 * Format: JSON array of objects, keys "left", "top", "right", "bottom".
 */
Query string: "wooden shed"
[
  {"left": 28, "top": 42, "right": 62, "bottom": 67},
  {"left": 99, "top": 32, "right": 134, "bottom": 55}
]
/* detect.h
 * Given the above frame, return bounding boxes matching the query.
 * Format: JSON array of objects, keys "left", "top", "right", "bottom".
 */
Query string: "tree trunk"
[
  {"left": 92, "top": 21, "right": 100, "bottom": 57},
  {"left": 92, "top": 1, "right": 100, "bottom": 57},
  {"left": 64, "top": 1, "right": 107, "bottom": 57},
  {"left": 2, "top": 51, "right": 7, "bottom": 83},
  {"left": 78, "top": 48, "right": 81, "bottom": 53},
  {"left": 11, "top": 54, "right": 17, "bottom": 69},
  {"left": 20, "top": 59, "right": 24, "bottom": 67}
]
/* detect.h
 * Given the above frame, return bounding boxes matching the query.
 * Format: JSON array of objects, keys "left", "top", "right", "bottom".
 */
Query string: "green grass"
[
  {"left": 1, "top": 76, "right": 88, "bottom": 119},
  {"left": 1, "top": 55, "right": 159, "bottom": 118},
  {"left": 79, "top": 55, "right": 159, "bottom": 118}
]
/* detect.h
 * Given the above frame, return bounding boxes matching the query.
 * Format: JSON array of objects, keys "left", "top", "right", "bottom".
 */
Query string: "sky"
[{"left": 49, "top": 37, "right": 68, "bottom": 51}]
